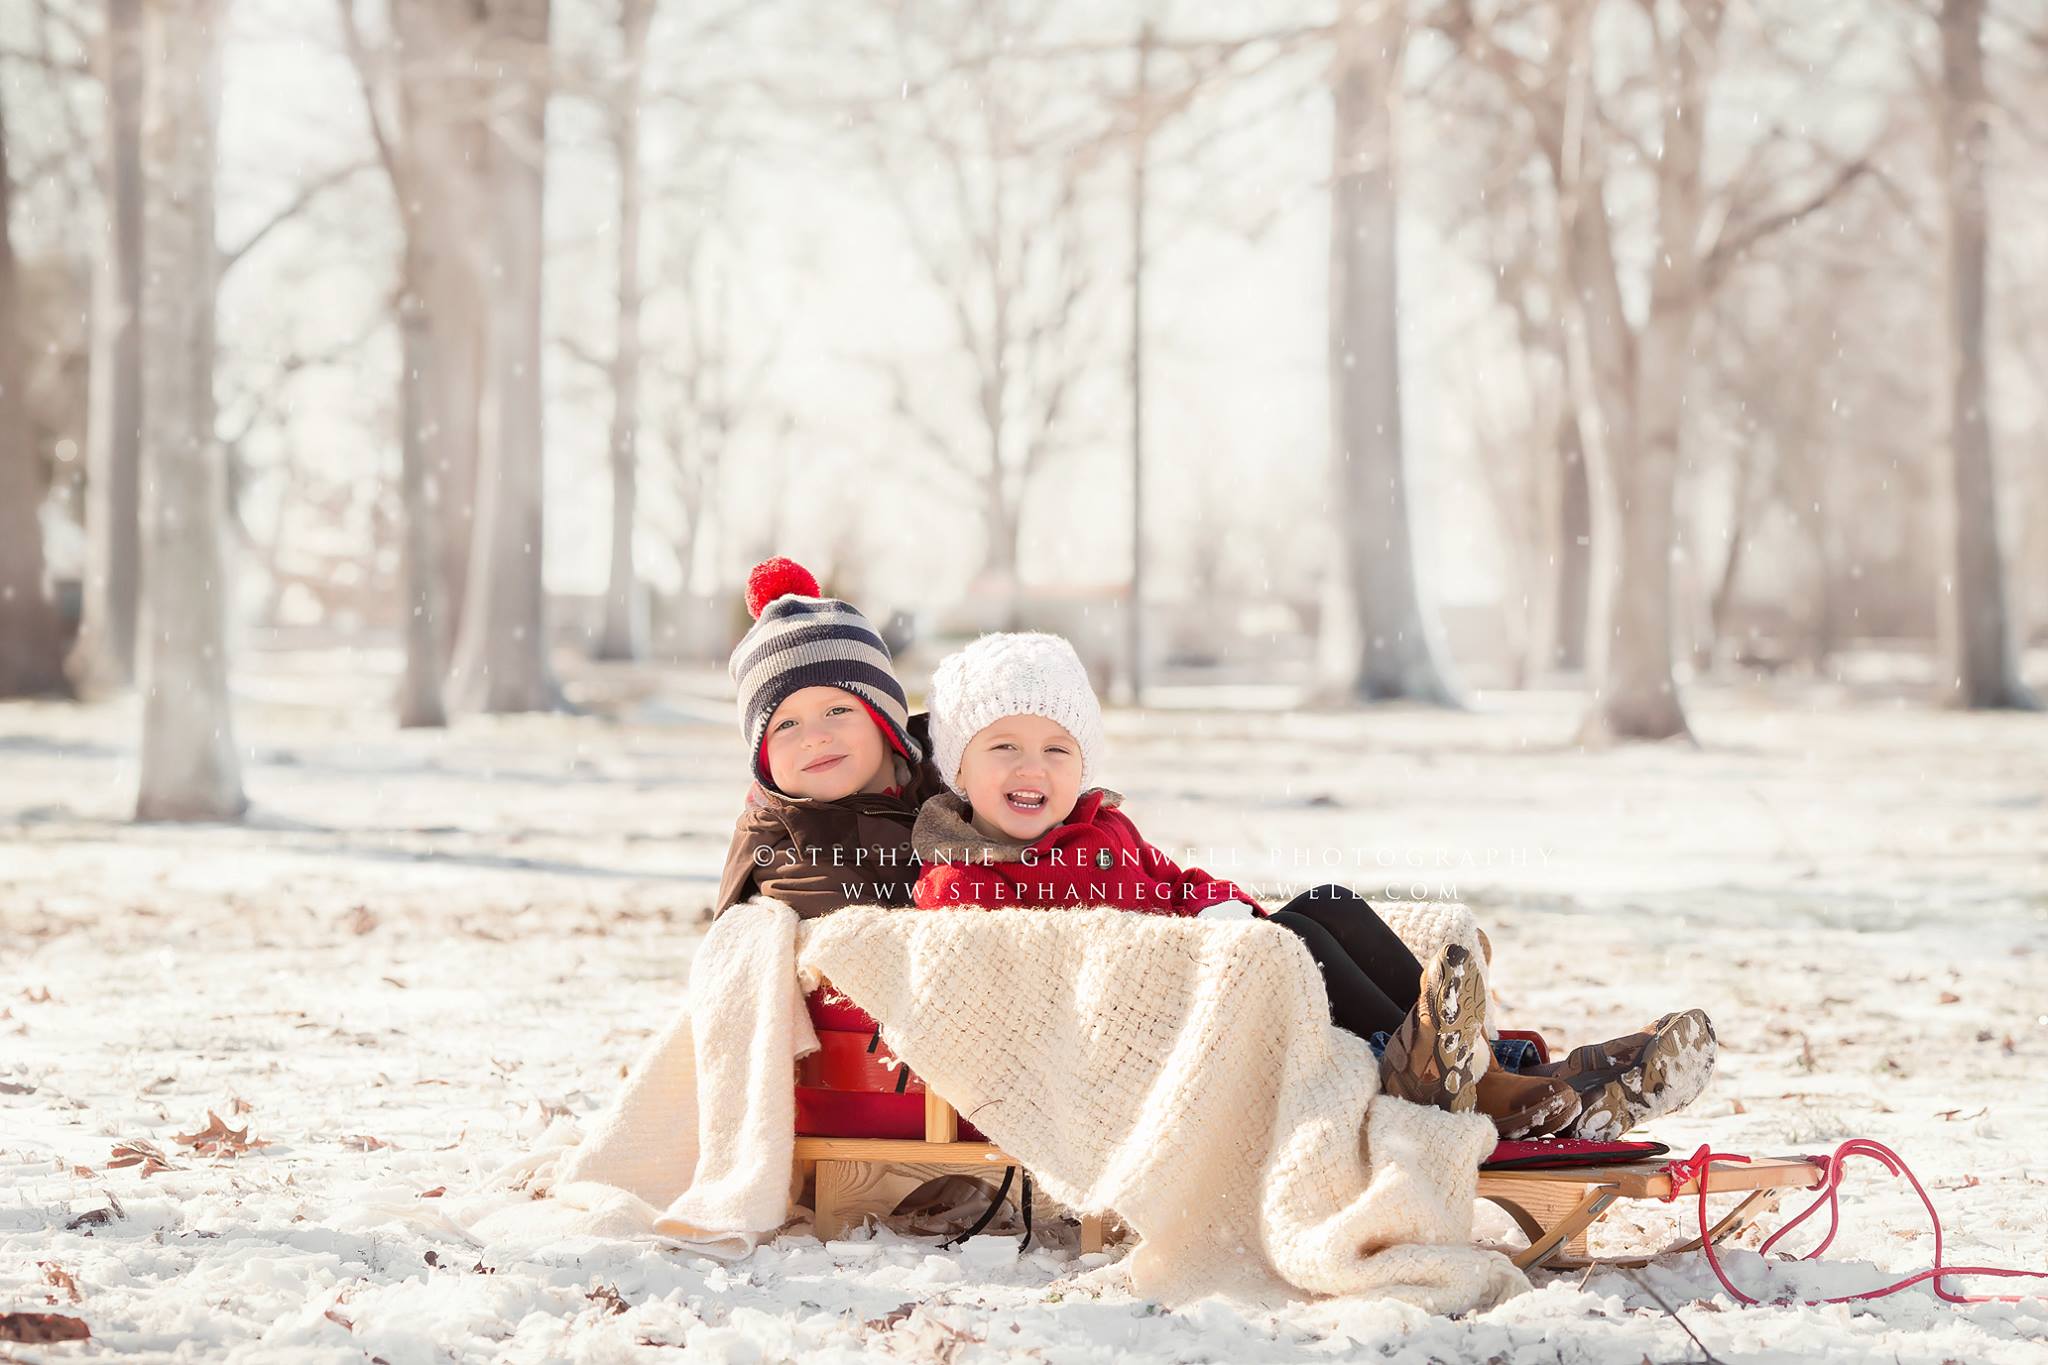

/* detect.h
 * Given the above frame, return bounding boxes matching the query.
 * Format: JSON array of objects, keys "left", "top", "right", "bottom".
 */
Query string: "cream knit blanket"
[
  {"left": 474, "top": 897, "right": 1525, "bottom": 1313},
  {"left": 801, "top": 905, "right": 1523, "bottom": 1311}
]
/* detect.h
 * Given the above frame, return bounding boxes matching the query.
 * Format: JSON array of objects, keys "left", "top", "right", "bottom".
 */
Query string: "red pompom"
[{"left": 745, "top": 557, "right": 821, "bottom": 619}]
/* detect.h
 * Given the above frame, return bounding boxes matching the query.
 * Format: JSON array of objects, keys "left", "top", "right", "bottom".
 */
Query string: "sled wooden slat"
[
  {"left": 794, "top": 1136, "right": 1013, "bottom": 1165},
  {"left": 1483, "top": 1155, "right": 1822, "bottom": 1200},
  {"left": 1478, "top": 1155, "right": 1824, "bottom": 1270}
]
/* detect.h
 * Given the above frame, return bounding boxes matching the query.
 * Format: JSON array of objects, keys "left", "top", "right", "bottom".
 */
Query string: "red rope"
[{"left": 1659, "top": 1140, "right": 2048, "bottom": 1306}]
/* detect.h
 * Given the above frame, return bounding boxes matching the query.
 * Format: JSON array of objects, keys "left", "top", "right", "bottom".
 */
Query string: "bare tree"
[
  {"left": 446, "top": 0, "right": 561, "bottom": 713},
  {"left": 1445, "top": 0, "right": 1874, "bottom": 740},
  {"left": 135, "top": 0, "right": 244, "bottom": 820},
  {"left": 375, "top": 0, "right": 494, "bottom": 662},
  {"left": 594, "top": 0, "right": 656, "bottom": 661},
  {"left": 645, "top": 211, "right": 776, "bottom": 604},
  {"left": 1317, "top": 0, "right": 1458, "bottom": 705},
  {"left": 68, "top": 0, "right": 146, "bottom": 695},
  {"left": 1935, "top": 0, "right": 2036, "bottom": 708},
  {"left": 335, "top": 0, "right": 453, "bottom": 726},
  {"left": 0, "top": 82, "right": 73, "bottom": 697},
  {"left": 1560, "top": 0, "right": 1723, "bottom": 743},
  {"left": 855, "top": 0, "right": 1109, "bottom": 601}
]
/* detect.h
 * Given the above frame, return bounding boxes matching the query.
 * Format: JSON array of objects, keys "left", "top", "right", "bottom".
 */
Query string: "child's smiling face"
[
  {"left": 762, "top": 686, "right": 896, "bottom": 800},
  {"left": 957, "top": 713, "right": 1083, "bottom": 842}
]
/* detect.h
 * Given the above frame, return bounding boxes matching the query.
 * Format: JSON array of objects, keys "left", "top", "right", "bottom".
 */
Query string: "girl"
[{"left": 909, "top": 630, "right": 1607, "bottom": 1138}]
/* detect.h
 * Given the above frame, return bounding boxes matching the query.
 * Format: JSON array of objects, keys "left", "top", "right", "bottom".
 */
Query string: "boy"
[{"left": 714, "top": 558, "right": 942, "bottom": 919}]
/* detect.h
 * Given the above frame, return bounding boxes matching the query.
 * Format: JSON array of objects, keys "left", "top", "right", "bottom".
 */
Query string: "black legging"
[{"left": 1268, "top": 884, "right": 1421, "bottom": 1041}]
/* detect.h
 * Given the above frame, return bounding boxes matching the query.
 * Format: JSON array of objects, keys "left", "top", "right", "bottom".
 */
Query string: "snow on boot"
[
  {"left": 1475, "top": 1069, "right": 1582, "bottom": 1140},
  {"left": 1378, "top": 944, "right": 1487, "bottom": 1114},
  {"left": 1563, "top": 1009, "right": 1717, "bottom": 1141}
]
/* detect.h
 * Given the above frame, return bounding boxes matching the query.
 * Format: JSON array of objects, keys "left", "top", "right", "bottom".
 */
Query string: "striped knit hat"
[{"left": 728, "top": 557, "right": 920, "bottom": 791}]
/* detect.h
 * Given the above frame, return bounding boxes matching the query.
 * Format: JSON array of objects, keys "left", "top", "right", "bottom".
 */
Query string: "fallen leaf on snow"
[
  {"left": 107, "top": 1141, "right": 178, "bottom": 1177},
  {"left": 229, "top": 1096, "right": 254, "bottom": 1115},
  {"left": 864, "top": 1303, "right": 918, "bottom": 1332},
  {"left": 340, "top": 1135, "right": 392, "bottom": 1152},
  {"left": 38, "top": 1263, "right": 81, "bottom": 1303},
  {"left": 417, "top": 1186, "right": 446, "bottom": 1199},
  {"left": 0, "top": 1079, "right": 34, "bottom": 1095},
  {"left": 1938, "top": 991, "right": 1962, "bottom": 1005},
  {"left": 587, "top": 1284, "right": 629, "bottom": 1315},
  {"left": 173, "top": 1110, "right": 271, "bottom": 1158},
  {"left": 17, "top": 987, "right": 52, "bottom": 1004},
  {"left": 0, "top": 1312, "right": 90, "bottom": 1343},
  {"left": 345, "top": 905, "right": 379, "bottom": 935}
]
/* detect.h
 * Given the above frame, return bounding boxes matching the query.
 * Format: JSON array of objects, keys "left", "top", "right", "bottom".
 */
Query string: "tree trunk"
[
  {"left": 1570, "top": 3, "right": 1718, "bottom": 745},
  {"left": 1705, "top": 428, "right": 1761, "bottom": 660},
  {"left": 447, "top": 0, "right": 559, "bottom": 713},
  {"left": 0, "top": 87, "right": 71, "bottom": 697},
  {"left": 70, "top": 0, "right": 147, "bottom": 695},
  {"left": 1552, "top": 409, "right": 1591, "bottom": 672},
  {"left": 1937, "top": 0, "right": 2036, "bottom": 709},
  {"left": 394, "top": 0, "right": 489, "bottom": 661},
  {"left": 1806, "top": 499, "right": 1835, "bottom": 670},
  {"left": 427, "top": 240, "right": 484, "bottom": 656},
  {"left": 595, "top": 0, "right": 653, "bottom": 662},
  {"left": 1321, "top": 1, "right": 1456, "bottom": 706},
  {"left": 396, "top": 235, "right": 448, "bottom": 727},
  {"left": 135, "top": 0, "right": 244, "bottom": 820}
]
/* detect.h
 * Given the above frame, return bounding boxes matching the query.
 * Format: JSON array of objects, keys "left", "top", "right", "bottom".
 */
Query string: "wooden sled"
[
  {"left": 794, "top": 1089, "right": 1108, "bottom": 1251},
  {"left": 1479, "top": 1155, "right": 1825, "bottom": 1270},
  {"left": 794, "top": 1020, "right": 1811, "bottom": 1270}
]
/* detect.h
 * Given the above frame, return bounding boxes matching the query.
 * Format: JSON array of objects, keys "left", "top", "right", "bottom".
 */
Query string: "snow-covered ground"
[{"left": 5, "top": 651, "right": 2047, "bottom": 1363}]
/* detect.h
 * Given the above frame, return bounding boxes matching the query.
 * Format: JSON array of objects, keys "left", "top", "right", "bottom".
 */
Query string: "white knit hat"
[{"left": 925, "top": 632, "right": 1106, "bottom": 797}]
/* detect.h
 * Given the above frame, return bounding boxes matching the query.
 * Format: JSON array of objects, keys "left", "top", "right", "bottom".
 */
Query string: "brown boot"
[
  {"left": 1475, "top": 1068, "right": 1581, "bottom": 1139},
  {"left": 1378, "top": 944, "right": 1486, "bottom": 1113},
  {"left": 1552, "top": 1009, "right": 1718, "bottom": 1141}
]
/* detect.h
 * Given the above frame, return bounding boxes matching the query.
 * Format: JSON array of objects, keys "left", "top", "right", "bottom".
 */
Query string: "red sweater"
[{"left": 911, "top": 789, "right": 1258, "bottom": 916}]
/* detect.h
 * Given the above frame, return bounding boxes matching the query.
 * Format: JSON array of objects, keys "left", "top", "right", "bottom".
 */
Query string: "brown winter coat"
[{"left": 713, "top": 713, "right": 947, "bottom": 921}]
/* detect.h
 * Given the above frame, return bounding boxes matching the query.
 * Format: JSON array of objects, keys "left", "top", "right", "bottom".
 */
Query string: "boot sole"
[
  {"left": 1431, "top": 946, "right": 1487, "bottom": 1113},
  {"left": 1566, "top": 1009, "right": 1717, "bottom": 1140},
  {"left": 1380, "top": 945, "right": 1487, "bottom": 1113},
  {"left": 1637, "top": 1008, "right": 1716, "bottom": 1121}
]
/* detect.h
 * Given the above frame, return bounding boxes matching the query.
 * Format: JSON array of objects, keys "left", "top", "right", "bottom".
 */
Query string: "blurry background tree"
[
  {"left": 1318, "top": 0, "right": 1459, "bottom": 707},
  {"left": 0, "top": 77, "right": 73, "bottom": 697},
  {"left": 134, "top": 0, "right": 244, "bottom": 820},
  {"left": 1934, "top": 0, "right": 2037, "bottom": 709},
  {"left": 67, "top": 0, "right": 143, "bottom": 696}
]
